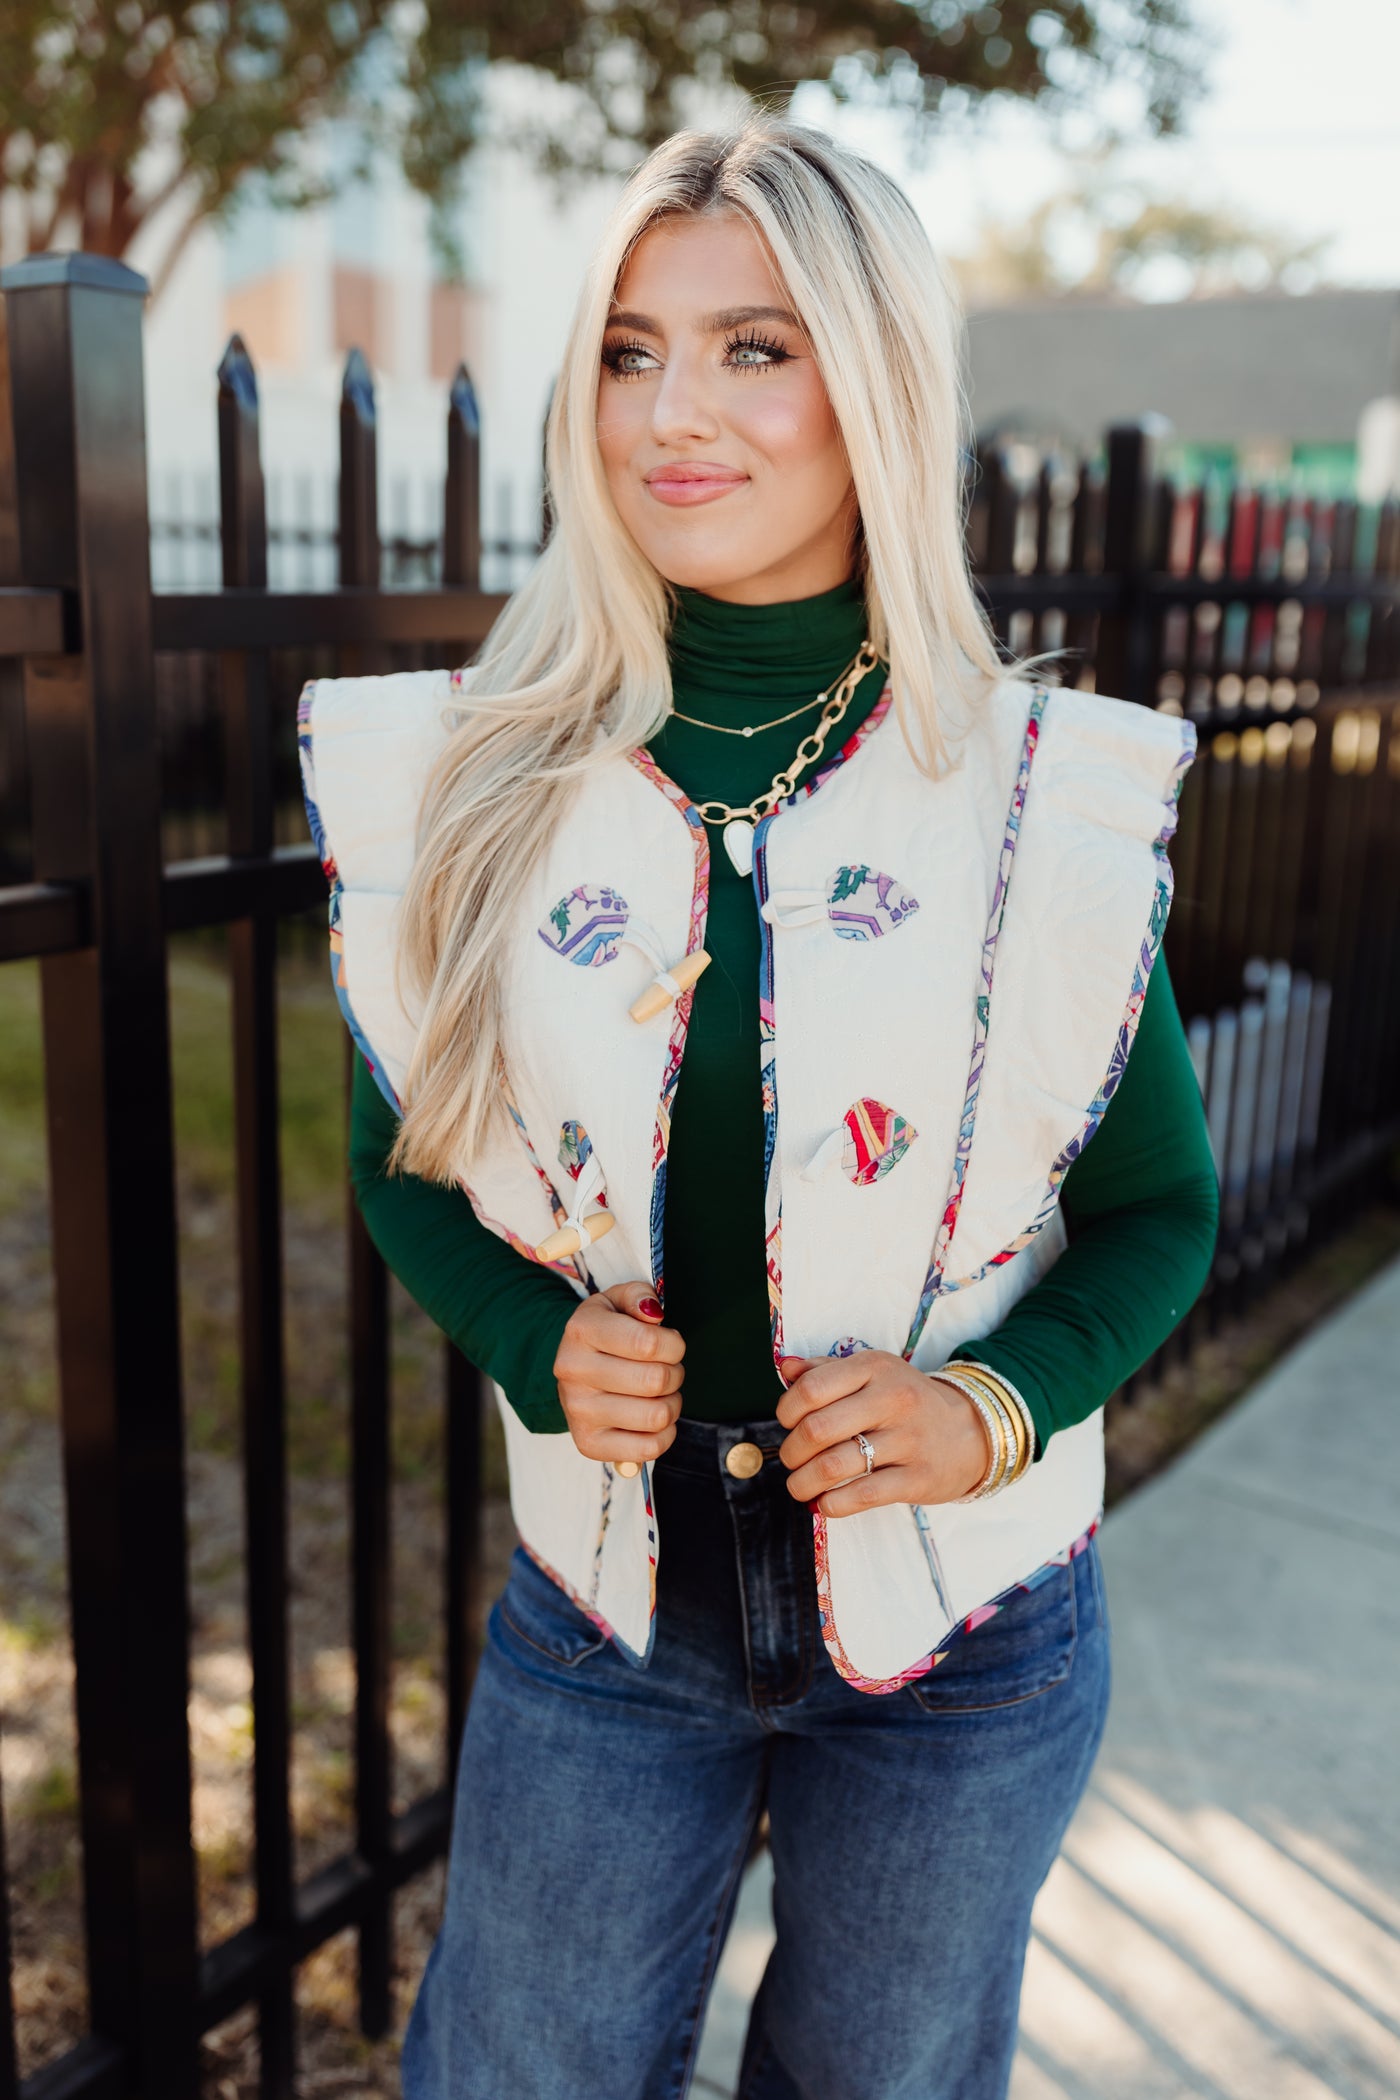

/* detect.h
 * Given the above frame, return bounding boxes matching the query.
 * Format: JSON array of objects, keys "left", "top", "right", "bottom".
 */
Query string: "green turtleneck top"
[{"left": 348, "top": 578, "right": 1218, "bottom": 1456}]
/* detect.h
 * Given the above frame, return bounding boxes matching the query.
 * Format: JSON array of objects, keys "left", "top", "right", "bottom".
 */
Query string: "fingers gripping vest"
[{"left": 299, "top": 671, "right": 1195, "bottom": 1691}]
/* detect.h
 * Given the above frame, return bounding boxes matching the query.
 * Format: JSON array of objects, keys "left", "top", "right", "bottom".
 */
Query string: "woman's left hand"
[{"left": 776, "top": 1351, "right": 990, "bottom": 1516}]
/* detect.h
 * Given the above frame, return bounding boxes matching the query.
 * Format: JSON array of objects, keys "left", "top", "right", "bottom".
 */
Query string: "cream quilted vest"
[{"left": 299, "top": 668, "right": 1193, "bottom": 1692}]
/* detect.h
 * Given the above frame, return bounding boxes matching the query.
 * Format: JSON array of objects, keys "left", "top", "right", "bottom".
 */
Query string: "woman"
[{"left": 299, "top": 118, "right": 1218, "bottom": 2100}]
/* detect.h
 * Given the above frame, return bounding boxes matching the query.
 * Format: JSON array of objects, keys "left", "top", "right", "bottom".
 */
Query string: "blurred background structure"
[{"left": 0, "top": 4, "right": 1398, "bottom": 2098}]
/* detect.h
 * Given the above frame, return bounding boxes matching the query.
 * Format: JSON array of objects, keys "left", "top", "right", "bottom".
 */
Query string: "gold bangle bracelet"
[
  {"left": 935, "top": 1371, "right": 1009, "bottom": 1498},
  {"left": 947, "top": 1363, "right": 1030, "bottom": 1486},
  {"left": 953, "top": 1359, "right": 1038, "bottom": 1467},
  {"left": 974, "top": 1381, "right": 1021, "bottom": 1494},
  {"left": 950, "top": 1363, "right": 1027, "bottom": 1477}
]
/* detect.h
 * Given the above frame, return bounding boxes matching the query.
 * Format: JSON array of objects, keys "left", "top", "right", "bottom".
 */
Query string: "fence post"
[
  {"left": 440, "top": 363, "right": 487, "bottom": 1782},
  {"left": 338, "top": 346, "right": 394, "bottom": 2038},
  {"left": 443, "top": 362, "right": 481, "bottom": 594},
  {"left": 339, "top": 348, "right": 380, "bottom": 593},
  {"left": 1, "top": 253, "right": 201, "bottom": 2093},
  {"left": 1098, "top": 415, "right": 1172, "bottom": 705},
  {"left": 217, "top": 334, "right": 297, "bottom": 2096}
]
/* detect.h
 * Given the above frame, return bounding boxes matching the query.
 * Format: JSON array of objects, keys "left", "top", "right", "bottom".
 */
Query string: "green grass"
[
  {"left": 0, "top": 929, "right": 405, "bottom": 1478},
  {"left": 0, "top": 932, "right": 347, "bottom": 1218},
  {"left": 0, "top": 960, "right": 47, "bottom": 1216}
]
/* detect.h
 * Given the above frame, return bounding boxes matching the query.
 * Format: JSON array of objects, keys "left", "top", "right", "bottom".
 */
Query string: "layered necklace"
[{"left": 674, "top": 639, "right": 879, "bottom": 876}]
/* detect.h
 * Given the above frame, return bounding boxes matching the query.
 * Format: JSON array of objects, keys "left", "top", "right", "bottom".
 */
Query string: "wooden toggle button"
[
  {"left": 628, "top": 949, "right": 711, "bottom": 1024},
  {"left": 534, "top": 1209, "right": 615, "bottom": 1263}
]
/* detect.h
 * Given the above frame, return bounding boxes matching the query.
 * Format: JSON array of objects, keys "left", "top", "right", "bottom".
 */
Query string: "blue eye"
[
  {"left": 601, "top": 336, "right": 656, "bottom": 378},
  {"left": 724, "top": 330, "right": 791, "bottom": 370}
]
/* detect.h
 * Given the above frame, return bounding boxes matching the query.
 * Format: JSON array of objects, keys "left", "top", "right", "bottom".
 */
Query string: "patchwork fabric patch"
[
  {"left": 539, "top": 884, "right": 629, "bottom": 967},
  {"left": 828, "top": 1336, "right": 874, "bottom": 1357},
  {"left": 557, "top": 1120, "right": 594, "bottom": 1180},
  {"left": 841, "top": 1098, "right": 918, "bottom": 1186},
  {"left": 827, "top": 865, "right": 920, "bottom": 941},
  {"left": 558, "top": 1120, "right": 610, "bottom": 1216}
]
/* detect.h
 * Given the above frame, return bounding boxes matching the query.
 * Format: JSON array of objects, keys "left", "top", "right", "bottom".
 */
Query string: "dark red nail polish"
[{"left": 638, "top": 1296, "right": 663, "bottom": 1320}]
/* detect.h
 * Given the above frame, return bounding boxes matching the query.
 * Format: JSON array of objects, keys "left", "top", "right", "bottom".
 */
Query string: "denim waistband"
[{"left": 655, "top": 1413, "right": 786, "bottom": 1483}]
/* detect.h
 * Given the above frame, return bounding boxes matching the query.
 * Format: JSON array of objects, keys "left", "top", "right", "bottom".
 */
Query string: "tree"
[
  {"left": 953, "top": 170, "right": 1331, "bottom": 305},
  {"left": 0, "top": 2, "right": 1208, "bottom": 298}
]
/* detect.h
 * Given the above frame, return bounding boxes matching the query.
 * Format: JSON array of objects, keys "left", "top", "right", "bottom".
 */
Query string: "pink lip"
[{"left": 643, "top": 463, "right": 748, "bottom": 508}]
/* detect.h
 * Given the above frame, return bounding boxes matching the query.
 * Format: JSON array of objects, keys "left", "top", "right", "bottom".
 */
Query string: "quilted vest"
[{"left": 299, "top": 667, "right": 1194, "bottom": 1692}]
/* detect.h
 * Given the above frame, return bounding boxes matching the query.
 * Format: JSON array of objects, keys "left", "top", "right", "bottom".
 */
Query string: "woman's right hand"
[{"left": 553, "top": 1281, "right": 686, "bottom": 1465}]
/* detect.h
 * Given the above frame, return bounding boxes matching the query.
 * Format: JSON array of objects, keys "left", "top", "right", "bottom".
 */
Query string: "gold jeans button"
[{"left": 725, "top": 1440, "right": 765, "bottom": 1479}]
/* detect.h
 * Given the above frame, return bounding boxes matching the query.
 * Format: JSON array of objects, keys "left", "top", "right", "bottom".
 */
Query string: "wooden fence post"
[{"left": 2, "top": 252, "right": 201, "bottom": 2095}]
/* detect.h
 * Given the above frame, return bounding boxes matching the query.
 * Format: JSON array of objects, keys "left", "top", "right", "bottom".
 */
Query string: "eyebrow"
[{"left": 605, "top": 303, "right": 803, "bottom": 336}]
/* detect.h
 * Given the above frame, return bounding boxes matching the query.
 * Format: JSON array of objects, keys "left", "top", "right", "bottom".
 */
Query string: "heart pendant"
[{"left": 722, "top": 819, "right": 755, "bottom": 877}]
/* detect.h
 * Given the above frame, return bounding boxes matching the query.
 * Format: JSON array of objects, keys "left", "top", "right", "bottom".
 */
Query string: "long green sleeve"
[
  {"left": 959, "top": 953, "right": 1219, "bottom": 1458},
  {"left": 348, "top": 1056, "right": 577, "bottom": 1434}
]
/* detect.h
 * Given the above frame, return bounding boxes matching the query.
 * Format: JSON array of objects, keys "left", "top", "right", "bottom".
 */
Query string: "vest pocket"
[
  {"left": 904, "top": 1556, "right": 1078, "bottom": 1712},
  {"left": 497, "top": 1545, "right": 609, "bottom": 1668}
]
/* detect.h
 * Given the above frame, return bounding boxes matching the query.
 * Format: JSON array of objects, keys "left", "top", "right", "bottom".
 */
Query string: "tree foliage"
[
  {"left": 956, "top": 172, "right": 1330, "bottom": 304},
  {"left": 0, "top": 1, "right": 1209, "bottom": 293}
]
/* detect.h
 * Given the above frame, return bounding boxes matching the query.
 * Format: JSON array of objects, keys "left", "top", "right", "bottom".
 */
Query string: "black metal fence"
[{"left": 0, "top": 252, "right": 1397, "bottom": 2100}]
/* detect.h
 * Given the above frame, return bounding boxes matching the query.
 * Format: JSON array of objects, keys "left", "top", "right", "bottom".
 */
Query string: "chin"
[{"left": 635, "top": 533, "right": 768, "bottom": 597}]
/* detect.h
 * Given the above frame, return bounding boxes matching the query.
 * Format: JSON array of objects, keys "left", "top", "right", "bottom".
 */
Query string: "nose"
[{"left": 649, "top": 347, "right": 721, "bottom": 448}]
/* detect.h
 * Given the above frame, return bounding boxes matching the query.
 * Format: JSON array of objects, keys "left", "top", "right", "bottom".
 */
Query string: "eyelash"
[{"left": 600, "top": 330, "right": 793, "bottom": 379}]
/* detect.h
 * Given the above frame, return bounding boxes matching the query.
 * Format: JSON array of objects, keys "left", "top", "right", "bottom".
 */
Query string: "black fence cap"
[{"left": 0, "top": 252, "right": 148, "bottom": 296}]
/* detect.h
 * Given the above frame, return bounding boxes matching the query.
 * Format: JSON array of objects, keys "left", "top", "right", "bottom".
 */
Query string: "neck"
[{"left": 667, "top": 576, "right": 869, "bottom": 713}]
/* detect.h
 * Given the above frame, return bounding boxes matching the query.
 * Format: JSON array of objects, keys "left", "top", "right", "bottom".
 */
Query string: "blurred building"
[
  {"left": 137, "top": 103, "right": 619, "bottom": 587},
  {"left": 965, "top": 287, "right": 1400, "bottom": 498}
]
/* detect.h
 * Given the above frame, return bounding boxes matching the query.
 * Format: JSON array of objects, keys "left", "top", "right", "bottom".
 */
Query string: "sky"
[{"left": 795, "top": 0, "right": 1400, "bottom": 295}]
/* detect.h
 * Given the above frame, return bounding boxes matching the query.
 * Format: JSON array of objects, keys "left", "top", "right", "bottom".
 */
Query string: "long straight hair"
[{"left": 391, "top": 116, "right": 1050, "bottom": 1183}]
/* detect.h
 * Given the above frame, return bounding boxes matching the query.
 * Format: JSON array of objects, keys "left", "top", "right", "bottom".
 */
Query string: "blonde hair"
[{"left": 392, "top": 114, "right": 1048, "bottom": 1183}]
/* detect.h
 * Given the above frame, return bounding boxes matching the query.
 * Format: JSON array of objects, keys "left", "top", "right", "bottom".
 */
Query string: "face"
[{"left": 595, "top": 211, "right": 860, "bottom": 605}]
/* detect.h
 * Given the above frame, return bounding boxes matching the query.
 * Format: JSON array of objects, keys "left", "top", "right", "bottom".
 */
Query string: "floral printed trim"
[
  {"left": 906, "top": 715, "right": 1197, "bottom": 1314},
  {"left": 297, "top": 683, "right": 399, "bottom": 1112},
  {"left": 520, "top": 1500, "right": 659, "bottom": 1668},
  {"left": 901, "top": 688, "right": 1047, "bottom": 1357},
  {"left": 527, "top": 1376, "right": 658, "bottom": 1662},
  {"left": 814, "top": 1516, "right": 1102, "bottom": 1695},
  {"left": 624, "top": 746, "right": 713, "bottom": 1304},
  {"left": 797, "top": 688, "right": 1190, "bottom": 1693},
  {"left": 752, "top": 684, "right": 897, "bottom": 1366}
]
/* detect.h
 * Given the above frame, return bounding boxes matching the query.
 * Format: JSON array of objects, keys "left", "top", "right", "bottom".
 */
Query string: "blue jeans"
[{"left": 403, "top": 1415, "right": 1111, "bottom": 2100}]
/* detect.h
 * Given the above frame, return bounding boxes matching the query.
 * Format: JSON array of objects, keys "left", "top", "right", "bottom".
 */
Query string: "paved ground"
[{"left": 692, "top": 1254, "right": 1400, "bottom": 2099}]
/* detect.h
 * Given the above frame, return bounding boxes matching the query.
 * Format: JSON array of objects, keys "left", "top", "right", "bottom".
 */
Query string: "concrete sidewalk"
[{"left": 693, "top": 1254, "right": 1400, "bottom": 2099}]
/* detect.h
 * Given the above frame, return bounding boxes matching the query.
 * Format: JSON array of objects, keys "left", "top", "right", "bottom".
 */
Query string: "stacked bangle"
[
  {"left": 947, "top": 1378, "right": 1007, "bottom": 1499},
  {"left": 934, "top": 1359, "right": 1036, "bottom": 1500},
  {"left": 950, "top": 1359, "right": 1037, "bottom": 1470}
]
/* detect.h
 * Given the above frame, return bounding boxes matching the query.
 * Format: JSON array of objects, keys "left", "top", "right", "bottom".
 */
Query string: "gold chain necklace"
[
  {"left": 690, "top": 640, "right": 879, "bottom": 874},
  {"left": 670, "top": 692, "right": 826, "bottom": 738}
]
